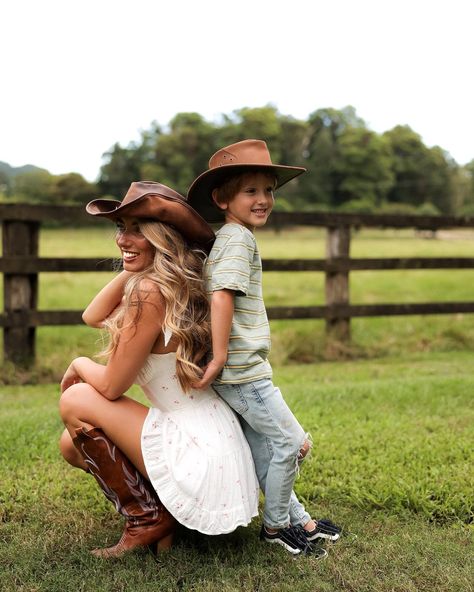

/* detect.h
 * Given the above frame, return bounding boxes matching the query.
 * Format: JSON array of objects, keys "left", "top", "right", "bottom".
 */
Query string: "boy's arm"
[
  {"left": 82, "top": 271, "right": 132, "bottom": 327},
  {"left": 193, "top": 288, "right": 234, "bottom": 389}
]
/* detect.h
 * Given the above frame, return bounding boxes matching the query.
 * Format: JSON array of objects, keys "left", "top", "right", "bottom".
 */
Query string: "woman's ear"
[{"left": 212, "top": 189, "right": 227, "bottom": 211}]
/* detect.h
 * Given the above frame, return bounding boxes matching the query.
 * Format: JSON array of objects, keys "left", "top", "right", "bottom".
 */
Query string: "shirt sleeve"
[{"left": 209, "top": 227, "right": 255, "bottom": 296}]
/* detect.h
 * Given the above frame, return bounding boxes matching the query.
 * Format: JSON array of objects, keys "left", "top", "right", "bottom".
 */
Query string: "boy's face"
[{"left": 217, "top": 172, "right": 275, "bottom": 231}]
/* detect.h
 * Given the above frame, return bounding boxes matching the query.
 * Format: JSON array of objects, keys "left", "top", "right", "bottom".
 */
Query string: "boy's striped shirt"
[{"left": 205, "top": 223, "right": 272, "bottom": 384}]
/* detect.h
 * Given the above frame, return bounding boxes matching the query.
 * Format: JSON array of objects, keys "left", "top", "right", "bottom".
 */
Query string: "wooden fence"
[{"left": 1, "top": 203, "right": 474, "bottom": 366}]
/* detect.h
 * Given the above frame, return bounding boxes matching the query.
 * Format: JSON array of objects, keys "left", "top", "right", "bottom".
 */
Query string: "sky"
[{"left": 2, "top": 0, "right": 473, "bottom": 182}]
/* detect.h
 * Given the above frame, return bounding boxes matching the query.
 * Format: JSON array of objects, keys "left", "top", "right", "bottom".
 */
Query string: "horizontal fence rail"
[
  {"left": 2, "top": 256, "right": 474, "bottom": 274},
  {"left": 266, "top": 302, "right": 474, "bottom": 320},
  {"left": 0, "top": 257, "right": 119, "bottom": 273},
  {"left": 3, "top": 302, "right": 474, "bottom": 329},
  {"left": 263, "top": 258, "right": 474, "bottom": 272},
  {"left": 1, "top": 203, "right": 474, "bottom": 366}
]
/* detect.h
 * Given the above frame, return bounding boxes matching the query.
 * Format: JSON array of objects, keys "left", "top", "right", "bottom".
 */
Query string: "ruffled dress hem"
[{"left": 141, "top": 406, "right": 258, "bottom": 535}]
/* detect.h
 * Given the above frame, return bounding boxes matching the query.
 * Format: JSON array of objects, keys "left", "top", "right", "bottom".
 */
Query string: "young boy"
[{"left": 188, "top": 139, "right": 340, "bottom": 556}]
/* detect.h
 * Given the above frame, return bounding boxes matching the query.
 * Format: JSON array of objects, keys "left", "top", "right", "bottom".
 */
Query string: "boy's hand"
[{"left": 193, "top": 359, "right": 225, "bottom": 390}]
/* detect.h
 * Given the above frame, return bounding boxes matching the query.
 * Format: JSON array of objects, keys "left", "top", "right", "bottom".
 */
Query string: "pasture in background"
[{"left": 1, "top": 225, "right": 473, "bottom": 381}]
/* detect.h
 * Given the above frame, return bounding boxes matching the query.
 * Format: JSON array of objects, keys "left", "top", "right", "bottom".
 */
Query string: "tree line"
[{"left": 2, "top": 105, "right": 474, "bottom": 216}]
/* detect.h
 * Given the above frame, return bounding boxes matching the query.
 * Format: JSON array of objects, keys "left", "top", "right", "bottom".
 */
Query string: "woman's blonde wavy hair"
[{"left": 101, "top": 220, "right": 211, "bottom": 392}]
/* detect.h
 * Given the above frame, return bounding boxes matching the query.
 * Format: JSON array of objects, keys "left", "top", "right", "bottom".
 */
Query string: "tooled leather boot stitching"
[{"left": 73, "top": 426, "right": 175, "bottom": 558}]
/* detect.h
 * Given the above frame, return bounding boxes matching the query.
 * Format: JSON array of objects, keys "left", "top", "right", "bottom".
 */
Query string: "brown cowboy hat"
[
  {"left": 86, "top": 181, "right": 215, "bottom": 252},
  {"left": 187, "top": 139, "right": 306, "bottom": 222}
]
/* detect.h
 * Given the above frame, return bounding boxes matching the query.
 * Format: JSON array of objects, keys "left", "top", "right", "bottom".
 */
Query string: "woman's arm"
[
  {"left": 82, "top": 271, "right": 133, "bottom": 327},
  {"left": 63, "top": 281, "right": 165, "bottom": 399}
]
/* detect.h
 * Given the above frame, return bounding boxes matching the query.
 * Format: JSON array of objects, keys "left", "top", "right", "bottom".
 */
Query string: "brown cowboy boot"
[{"left": 73, "top": 426, "right": 175, "bottom": 558}]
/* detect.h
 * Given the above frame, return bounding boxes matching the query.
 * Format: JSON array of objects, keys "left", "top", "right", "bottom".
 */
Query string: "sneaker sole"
[
  {"left": 262, "top": 537, "right": 302, "bottom": 555},
  {"left": 307, "top": 532, "right": 340, "bottom": 542}
]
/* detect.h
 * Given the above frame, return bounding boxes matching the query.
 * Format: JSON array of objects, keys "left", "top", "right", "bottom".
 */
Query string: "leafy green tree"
[
  {"left": 336, "top": 127, "right": 394, "bottom": 207},
  {"left": 94, "top": 106, "right": 465, "bottom": 215},
  {"left": 423, "top": 146, "right": 457, "bottom": 214},
  {"left": 466, "top": 160, "right": 474, "bottom": 195},
  {"left": 148, "top": 113, "right": 219, "bottom": 195},
  {"left": 387, "top": 126, "right": 428, "bottom": 204},
  {"left": 278, "top": 115, "right": 307, "bottom": 166},
  {"left": 228, "top": 105, "right": 282, "bottom": 156},
  {"left": 300, "top": 106, "right": 370, "bottom": 208},
  {"left": 272, "top": 114, "right": 308, "bottom": 208},
  {"left": 416, "top": 201, "right": 441, "bottom": 216},
  {"left": 456, "top": 160, "right": 474, "bottom": 215},
  {"left": 384, "top": 126, "right": 457, "bottom": 214},
  {"left": 99, "top": 131, "right": 157, "bottom": 198},
  {"left": 99, "top": 145, "right": 139, "bottom": 198},
  {"left": 12, "top": 169, "right": 54, "bottom": 203},
  {"left": 50, "top": 173, "right": 97, "bottom": 205}
]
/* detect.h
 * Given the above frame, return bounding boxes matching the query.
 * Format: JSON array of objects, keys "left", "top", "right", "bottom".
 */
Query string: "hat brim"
[
  {"left": 187, "top": 164, "right": 306, "bottom": 223},
  {"left": 86, "top": 193, "right": 215, "bottom": 253}
]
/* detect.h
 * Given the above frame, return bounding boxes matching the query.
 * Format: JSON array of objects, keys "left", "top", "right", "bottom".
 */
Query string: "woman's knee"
[
  {"left": 59, "top": 382, "right": 95, "bottom": 423},
  {"left": 59, "top": 385, "right": 78, "bottom": 422}
]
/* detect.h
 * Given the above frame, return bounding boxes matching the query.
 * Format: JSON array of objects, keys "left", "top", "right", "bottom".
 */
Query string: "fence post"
[
  {"left": 2, "top": 220, "right": 39, "bottom": 366},
  {"left": 325, "top": 225, "right": 351, "bottom": 341}
]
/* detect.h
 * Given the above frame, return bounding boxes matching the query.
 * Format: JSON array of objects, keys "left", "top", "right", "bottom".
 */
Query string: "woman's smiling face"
[{"left": 115, "top": 217, "right": 155, "bottom": 271}]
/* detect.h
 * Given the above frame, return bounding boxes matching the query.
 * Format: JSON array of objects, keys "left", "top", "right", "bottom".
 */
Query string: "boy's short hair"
[{"left": 213, "top": 168, "right": 278, "bottom": 207}]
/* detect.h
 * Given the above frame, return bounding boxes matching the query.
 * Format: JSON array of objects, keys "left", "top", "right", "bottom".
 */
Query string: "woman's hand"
[{"left": 60, "top": 359, "right": 83, "bottom": 393}]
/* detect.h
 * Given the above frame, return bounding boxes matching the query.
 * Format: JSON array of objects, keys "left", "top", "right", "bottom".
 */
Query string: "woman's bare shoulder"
[{"left": 131, "top": 277, "right": 164, "bottom": 307}]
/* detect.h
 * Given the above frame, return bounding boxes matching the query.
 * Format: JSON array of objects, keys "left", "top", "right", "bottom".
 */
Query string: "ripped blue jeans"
[{"left": 213, "top": 379, "right": 311, "bottom": 530}]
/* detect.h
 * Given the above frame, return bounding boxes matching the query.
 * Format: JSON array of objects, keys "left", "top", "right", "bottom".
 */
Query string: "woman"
[{"left": 59, "top": 181, "right": 259, "bottom": 558}]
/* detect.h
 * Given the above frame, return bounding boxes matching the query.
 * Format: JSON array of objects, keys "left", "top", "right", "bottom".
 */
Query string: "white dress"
[{"left": 137, "top": 352, "right": 259, "bottom": 535}]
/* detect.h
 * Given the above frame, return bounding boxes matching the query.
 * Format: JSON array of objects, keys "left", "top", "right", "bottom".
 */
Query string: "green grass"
[
  {"left": 1, "top": 227, "right": 473, "bottom": 590},
  {"left": 1, "top": 353, "right": 472, "bottom": 591}
]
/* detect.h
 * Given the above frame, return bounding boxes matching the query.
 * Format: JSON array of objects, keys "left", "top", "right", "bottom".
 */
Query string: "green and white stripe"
[{"left": 205, "top": 223, "right": 272, "bottom": 384}]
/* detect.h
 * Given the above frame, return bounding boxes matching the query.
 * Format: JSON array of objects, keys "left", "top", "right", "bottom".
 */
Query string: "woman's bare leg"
[
  {"left": 59, "top": 428, "right": 88, "bottom": 470},
  {"left": 59, "top": 382, "right": 149, "bottom": 477}
]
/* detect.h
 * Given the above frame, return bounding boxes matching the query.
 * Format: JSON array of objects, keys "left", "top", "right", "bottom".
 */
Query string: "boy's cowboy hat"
[
  {"left": 187, "top": 139, "right": 306, "bottom": 222},
  {"left": 86, "top": 181, "right": 215, "bottom": 252}
]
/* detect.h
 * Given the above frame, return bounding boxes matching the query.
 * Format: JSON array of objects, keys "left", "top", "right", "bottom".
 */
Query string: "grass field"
[
  {"left": 1, "top": 352, "right": 473, "bottom": 592},
  {"left": 0, "top": 226, "right": 473, "bottom": 590}
]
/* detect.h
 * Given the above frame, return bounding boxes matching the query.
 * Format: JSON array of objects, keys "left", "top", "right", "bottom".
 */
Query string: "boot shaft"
[
  {"left": 73, "top": 427, "right": 167, "bottom": 525},
  {"left": 71, "top": 426, "right": 176, "bottom": 557}
]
